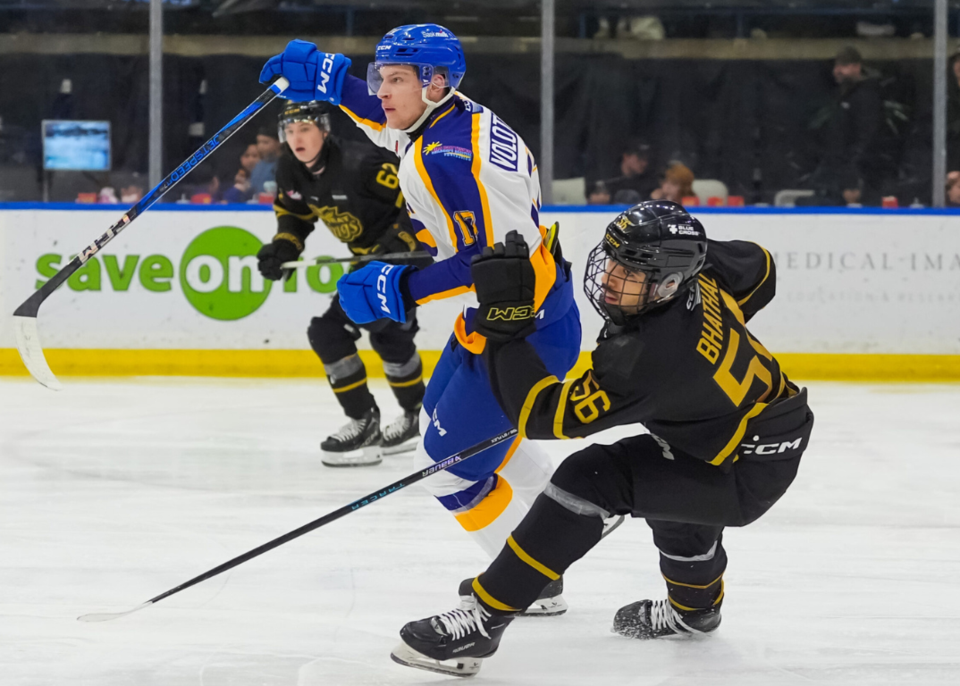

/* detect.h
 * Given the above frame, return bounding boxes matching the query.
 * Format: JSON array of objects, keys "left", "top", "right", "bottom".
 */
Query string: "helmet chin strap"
[{"left": 403, "top": 87, "right": 456, "bottom": 134}]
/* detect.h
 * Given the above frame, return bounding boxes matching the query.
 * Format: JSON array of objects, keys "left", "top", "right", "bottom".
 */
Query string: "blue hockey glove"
[
  {"left": 337, "top": 261, "right": 412, "bottom": 324},
  {"left": 259, "top": 40, "right": 352, "bottom": 104}
]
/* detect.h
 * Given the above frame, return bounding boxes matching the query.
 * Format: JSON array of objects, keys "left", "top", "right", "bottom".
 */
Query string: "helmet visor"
[
  {"left": 278, "top": 112, "right": 330, "bottom": 143},
  {"left": 366, "top": 61, "right": 443, "bottom": 96}
]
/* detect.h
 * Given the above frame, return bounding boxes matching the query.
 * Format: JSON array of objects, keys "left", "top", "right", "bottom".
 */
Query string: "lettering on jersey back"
[
  {"left": 489, "top": 115, "right": 519, "bottom": 172},
  {"left": 696, "top": 274, "right": 724, "bottom": 364}
]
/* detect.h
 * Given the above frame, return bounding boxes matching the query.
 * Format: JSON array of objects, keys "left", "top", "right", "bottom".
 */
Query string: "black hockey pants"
[{"left": 475, "top": 389, "right": 813, "bottom": 614}]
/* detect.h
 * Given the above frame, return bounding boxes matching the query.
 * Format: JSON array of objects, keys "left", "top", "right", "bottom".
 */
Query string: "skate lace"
[
  {"left": 330, "top": 416, "right": 367, "bottom": 442},
  {"left": 382, "top": 413, "right": 414, "bottom": 442},
  {"left": 649, "top": 599, "right": 703, "bottom": 635},
  {"left": 435, "top": 605, "right": 491, "bottom": 641}
]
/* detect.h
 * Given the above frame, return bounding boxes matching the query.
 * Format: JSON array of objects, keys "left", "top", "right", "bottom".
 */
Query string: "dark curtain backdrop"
[{"left": 0, "top": 51, "right": 937, "bottom": 203}]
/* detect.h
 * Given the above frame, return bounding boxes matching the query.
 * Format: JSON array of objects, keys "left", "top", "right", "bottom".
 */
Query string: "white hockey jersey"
[{"left": 338, "top": 75, "right": 565, "bottom": 351}]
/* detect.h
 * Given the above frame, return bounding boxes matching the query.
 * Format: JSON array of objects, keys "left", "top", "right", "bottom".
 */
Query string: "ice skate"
[
  {"left": 320, "top": 408, "right": 382, "bottom": 467},
  {"left": 380, "top": 410, "right": 419, "bottom": 456},
  {"left": 391, "top": 598, "right": 515, "bottom": 678},
  {"left": 459, "top": 576, "right": 567, "bottom": 617},
  {"left": 612, "top": 598, "right": 721, "bottom": 639}
]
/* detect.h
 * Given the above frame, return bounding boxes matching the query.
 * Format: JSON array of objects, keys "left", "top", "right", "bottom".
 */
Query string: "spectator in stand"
[
  {"left": 947, "top": 53, "right": 960, "bottom": 170},
  {"left": 586, "top": 179, "right": 612, "bottom": 204},
  {"left": 221, "top": 143, "right": 260, "bottom": 203},
  {"left": 798, "top": 164, "right": 877, "bottom": 207},
  {"left": 189, "top": 165, "right": 222, "bottom": 204},
  {"left": 240, "top": 142, "right": 260, "bottom": 176},
  {"left": 98, "top": 186, "right": 119, "bottom": 204},
  {"left": 249, "top": 127, "right": 281, "bottom": 195},
  {"left": 120, "top": 183, "right": 144, "bottom": 204},
  {"left": 650, "top": 162, "right": 694, "bottom": 204},
  {"left": 222, "top": 168, "right": 252, "bottom": 204},
  {"left": 946, "top": 172, "right": 960, "bottom": 207},
  {"left": 806, "top": 47, "right": 884, "bottom": 202},
  {"left": 605, "top": 139, "right": 660, "bottom": 200}
]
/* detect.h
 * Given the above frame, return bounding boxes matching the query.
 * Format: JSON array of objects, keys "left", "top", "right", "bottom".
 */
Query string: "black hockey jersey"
[
  {"left": 487, "top": 239, "right": 811, "bottom": 469},
  {"left": 273, "top": 136, "right": 420, "bottom": 258}
]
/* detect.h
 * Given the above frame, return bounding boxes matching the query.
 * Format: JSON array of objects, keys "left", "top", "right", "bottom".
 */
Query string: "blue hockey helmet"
[{"left": 366, "top": 24, "right": 466, "bottom": 96}]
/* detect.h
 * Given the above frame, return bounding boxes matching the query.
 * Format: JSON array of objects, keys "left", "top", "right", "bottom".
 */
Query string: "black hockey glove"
[
  {"left": 470, "top": 230, "right": 537, "bottom": 343},
  {"left": 257, "top": 233, "right": 303, "bottom": 281}
]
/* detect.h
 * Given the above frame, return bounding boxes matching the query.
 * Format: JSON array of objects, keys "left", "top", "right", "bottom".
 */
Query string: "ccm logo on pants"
[{"left": 740, "top": 437, "right": 804, "bottom": 456}]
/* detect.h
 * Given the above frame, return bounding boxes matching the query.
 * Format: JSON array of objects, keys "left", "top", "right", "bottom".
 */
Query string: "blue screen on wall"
[{"left": 42, "top": 120, "right": 111, "bottom": 172}]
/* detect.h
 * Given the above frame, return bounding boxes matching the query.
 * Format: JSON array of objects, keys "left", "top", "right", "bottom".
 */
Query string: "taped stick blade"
[{"left": 13, "top": 315, "right": 62, "bottom": 390}]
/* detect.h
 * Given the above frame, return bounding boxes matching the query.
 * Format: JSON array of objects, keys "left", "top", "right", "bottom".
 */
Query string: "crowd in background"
[
  {"left": 582, "top": 45, "right": 960, "bottom": 209},
  {"left": 6, "top": 40, "right": 960, "bottom": 208}
]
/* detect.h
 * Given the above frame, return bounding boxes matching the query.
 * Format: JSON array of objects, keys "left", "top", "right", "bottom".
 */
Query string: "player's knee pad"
[
  {"left": 307, "top": 315, "right": 360, "bottom": 364},
  {"left": 546, "top": 446, "right": 631, "bottom": 518},
  {"left": 498, "top": 440, "right": 554, "bottom": 505},
  {"left": 369, "top": 331, "right": 418, "bottom": 365}
]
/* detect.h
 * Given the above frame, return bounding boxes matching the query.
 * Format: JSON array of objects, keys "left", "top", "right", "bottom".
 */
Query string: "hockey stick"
[
  {"left": 77, "top": 427, "right": 519, "bottom": 623},
  {"left": 12, "top": 77, "right": 290, "bottom": 391},
  {"left": 281, "top": 250, "right": 430, "bottom": 270}
]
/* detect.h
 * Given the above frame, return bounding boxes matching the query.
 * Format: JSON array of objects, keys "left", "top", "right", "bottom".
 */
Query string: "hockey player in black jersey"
[
  {"left": 391, "top": 201, "right": 815, "bottom": 677},
  {"left": 257, "top": 102, "right": 432, "bottom": 467}
]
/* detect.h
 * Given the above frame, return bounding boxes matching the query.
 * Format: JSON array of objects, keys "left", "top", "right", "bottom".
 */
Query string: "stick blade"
[
  {"left": 13, "top": 315, "right": 62, "bottom": 391},
  {"left": 78, "top": 602, "right": 151, "bottom": 623}
]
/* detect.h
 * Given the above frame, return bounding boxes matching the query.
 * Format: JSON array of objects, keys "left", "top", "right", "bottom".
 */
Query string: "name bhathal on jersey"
[{"left": 696, "top": 274, "right": 724, "bottom": 364}]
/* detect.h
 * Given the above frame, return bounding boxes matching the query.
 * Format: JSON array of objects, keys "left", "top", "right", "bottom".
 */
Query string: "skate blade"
[
  {"left": 520, "top": 595, "right": 568, "bottom": 618},
  {"left": 380, "top": 437, "right": 418, "bottom": 456},
  {"left": 321, "top": 445, "right": 382, "bottom": 468},
  {"left": 390, "top": 642, "right": 483, "bottom": 678}
]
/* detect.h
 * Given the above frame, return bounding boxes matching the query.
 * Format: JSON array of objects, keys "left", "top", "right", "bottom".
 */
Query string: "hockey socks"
[
  {"left": 383, "top": 353, "right": 425, "bottom": 413},
  {"left": 473, "top": 492, "right": 604, "bottom": 613},
  {"left": 658, "top": 535, "right": 727, "bottom": 612},
  {"left": 323, "top": 354, "right": 377, "bottom": 419}
]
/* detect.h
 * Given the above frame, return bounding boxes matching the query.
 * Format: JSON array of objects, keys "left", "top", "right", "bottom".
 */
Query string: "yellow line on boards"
[{"left": 1, "top": 349, "right": 960, "bottom": 382}]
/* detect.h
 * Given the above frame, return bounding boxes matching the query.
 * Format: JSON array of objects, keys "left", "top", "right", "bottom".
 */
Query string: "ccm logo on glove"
[
  {"left": 377, "top": 264, "right": 396, "bottom": 315},
  {"left": 318, "top": 53, "right": 336, "bottom": 94},
  {"left": 486, "top": 305, "right": 536, "bottom": 321}
]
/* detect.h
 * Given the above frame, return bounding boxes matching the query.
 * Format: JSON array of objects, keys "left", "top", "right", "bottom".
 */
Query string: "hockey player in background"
[
  {"left": 391, "top": 201, "right": 815, "bottom": 677},
  {"left": 260, "top": 25, "right": 582, "bottom": 615},
  {"left": 256, "top": 101, "right": 431, "bottom": 466}
]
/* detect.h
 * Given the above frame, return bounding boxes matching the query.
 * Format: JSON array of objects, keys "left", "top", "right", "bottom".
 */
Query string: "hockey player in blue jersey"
[{"left": 261, "top": 25, "right": 582, "bottom": 614}]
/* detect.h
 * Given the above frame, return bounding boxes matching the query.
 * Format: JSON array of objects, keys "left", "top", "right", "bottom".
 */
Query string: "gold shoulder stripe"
[
  {"left": 339, "top": 104, "right": 385, "bottom": 132},
  {"left": 737, "top": 244, "right": 772, "bottom": 306},
  {"left": 413, "top": 137, "right": 459, "bottom": 249},
  {"left": 519, "top": 375, "right": 559, "bottom": 438},
  {"left": 553, "top": 378, "right": 575, "bottom": 439}
]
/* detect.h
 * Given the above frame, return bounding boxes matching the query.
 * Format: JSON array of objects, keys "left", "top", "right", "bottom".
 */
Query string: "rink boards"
[{"left": 1, "top": 204, "right": 958, "bottom": 380}]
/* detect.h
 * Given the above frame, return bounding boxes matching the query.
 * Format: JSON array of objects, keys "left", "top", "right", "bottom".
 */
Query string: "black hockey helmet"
[
  {"left": 584, "top": 200, "right": 707, "bottom": 324},
  {"left": 278, "top": 101, "right": 332, "bottom": 142}
]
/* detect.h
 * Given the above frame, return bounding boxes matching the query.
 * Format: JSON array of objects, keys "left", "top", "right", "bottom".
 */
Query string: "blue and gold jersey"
[{"left": 339, "top": 76, "right": 568, "bottom": 351}]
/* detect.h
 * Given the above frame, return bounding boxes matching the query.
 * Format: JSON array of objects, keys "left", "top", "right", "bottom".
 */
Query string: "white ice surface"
[{"left": 1, "top": 377, "right": 959, "bottom": 685}]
